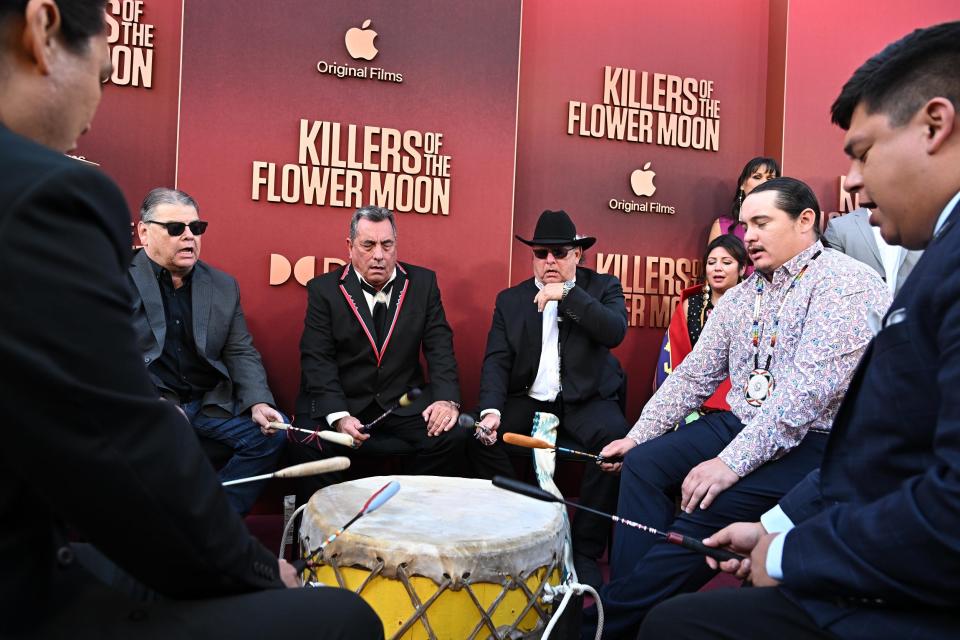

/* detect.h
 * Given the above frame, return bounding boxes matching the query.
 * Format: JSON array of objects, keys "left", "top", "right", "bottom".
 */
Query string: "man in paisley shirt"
[{"left": 584, "top": 176, "right": 890, "bottom": 639}]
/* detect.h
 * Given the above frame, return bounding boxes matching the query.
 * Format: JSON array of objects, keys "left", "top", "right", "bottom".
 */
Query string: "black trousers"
[
  {"left": 289, "top": 403, "right": 468, "bottom": 504},
  {"left": 467, "top": 395, "right": 628, "bottom": 560},
  {"left": 639, "top": 588, "right": 834, "bottom": 640},
  {"left": 19, "top": 557, "right": 383, "bottom": 639}
]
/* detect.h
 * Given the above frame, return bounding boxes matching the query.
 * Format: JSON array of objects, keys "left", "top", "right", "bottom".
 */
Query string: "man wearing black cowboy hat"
[{"left": 468, "top": 209, "right": 629, "bottom": 587}]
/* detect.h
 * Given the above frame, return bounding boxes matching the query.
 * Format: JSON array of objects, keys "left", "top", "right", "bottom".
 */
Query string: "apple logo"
[
  {"left": 630, "top": 162, "right": 657, "bottom": 197},
  {"left": 345, "top": 19, "right": 379, "bottom": 61}
]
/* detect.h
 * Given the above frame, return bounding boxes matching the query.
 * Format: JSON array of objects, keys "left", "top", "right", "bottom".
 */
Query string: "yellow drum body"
[{"left": 300, "top": 476, "right": 566, "bottom": 639}]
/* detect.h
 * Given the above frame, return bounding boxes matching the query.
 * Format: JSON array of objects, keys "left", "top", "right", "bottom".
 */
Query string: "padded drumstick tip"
[
  {"left": 273, "top": 457, "right": 350, "bottom": 479},
  {"left": 502, "top": 432, "right": 553, "bottom": 449},
  {"left": 398, "top": 387, "right": 422, "bottom": 407}
]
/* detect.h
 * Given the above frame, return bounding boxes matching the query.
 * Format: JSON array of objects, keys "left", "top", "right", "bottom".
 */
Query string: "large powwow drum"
[{"left": 300, "top": 475, "right": 566, "bottom": 639}]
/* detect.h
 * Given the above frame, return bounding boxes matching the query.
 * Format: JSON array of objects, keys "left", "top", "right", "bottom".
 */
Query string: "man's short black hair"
[
  {"left": 831, "top": 21, "right": 960, "bottom": 130},
  {"left": 748, "top": 177, "right": 823, "bottom": 239},
  {"left": 0, "top": 0, "right": 106, "bottom": 53}
]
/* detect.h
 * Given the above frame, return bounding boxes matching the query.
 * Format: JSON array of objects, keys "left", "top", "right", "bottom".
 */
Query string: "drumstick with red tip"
[
  {"left": 359, "top": 387, "right": 422, "bottom": 433},
  {"left": 222, "top": 457, "right": 350, "bottom": 486},
  {"left": 502, "top": 432, "right": 622, "bottom": 464},
  {"left": 294, "top": 479, "right": 401, "bottom": 571},
  {"left": 492, "top": 476, "right": 742, "bottom": 563},
  {"left": 267, "top": 422, "right": 355, "bottom": 447}
]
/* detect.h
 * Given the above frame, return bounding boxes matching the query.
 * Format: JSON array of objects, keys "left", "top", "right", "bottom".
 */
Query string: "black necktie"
[{"left": 360, "top": 281, "right": 393, "bottom": 344}]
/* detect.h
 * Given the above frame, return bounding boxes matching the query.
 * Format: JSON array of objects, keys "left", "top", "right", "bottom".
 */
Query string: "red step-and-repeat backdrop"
[{"left": 76, "top": 0, "right": 960, "bottom": 418}]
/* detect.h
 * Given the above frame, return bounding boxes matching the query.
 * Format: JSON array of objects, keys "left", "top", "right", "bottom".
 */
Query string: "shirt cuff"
[
  {"left": 480, "top": 408, "right": 501, "bottom": 418},
  {"left": 326, "top": 411, "right": 350, "bottom": 427},
  {"left": 765, "top": 531, "right": 788, "bottom": 581},
  {"left": 760, "top": 505, "right": 795, "bottom": 534}
]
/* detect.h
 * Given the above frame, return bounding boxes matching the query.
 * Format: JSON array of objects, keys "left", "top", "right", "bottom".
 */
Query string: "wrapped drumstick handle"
[
  {"left": 268, "top": 422, "right": 355, "bottom": 447},
  {"left": 501, "top": 432, "right": 622, "bottom": 464},
  {"left": 492, "top": 476, "right": 742, "bottom": 563},
  {"left": 359, "top": 387, "right": 422, "bottom": 433}
]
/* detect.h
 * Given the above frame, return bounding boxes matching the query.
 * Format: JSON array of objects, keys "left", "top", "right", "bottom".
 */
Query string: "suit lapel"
[
  {"left": 559, "top": 270, "right": 585, "bottom": 347},
  {"left": 524, "top": 279, "right": 544, "bottom": 371},
  {"left": 377, "top": 264, "right": 409, "bottom": 362},
  {"left": 338, "top": 265, "right": 382, "bottom": 362},
  {"left": 191, "top": 264, "right": 211, "bottom": 357},
  {"left": 853, "top": 211, "right": 883, "bottom": 266},
  {"left": 130, "top": 251, "right": 166, "bottom": 349}
]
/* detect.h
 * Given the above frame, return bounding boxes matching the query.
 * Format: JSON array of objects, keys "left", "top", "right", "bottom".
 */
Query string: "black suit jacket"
[
  {"left": 0, "top": 124, "right": 282, "bottom": 634},
  {"left": 129, "top": 250, "right": 275, "bottom": 415},
  {"left": 296, "top": 262, "right": 460, "bottom": 421},
  {"left": 776, "top": 199, "right": 960, "bottom": 638},
  {"left": 478, "top": 267, "right": 627, "bottom": 411}
]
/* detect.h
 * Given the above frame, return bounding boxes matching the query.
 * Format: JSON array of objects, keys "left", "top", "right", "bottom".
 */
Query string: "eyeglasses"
[
  {"left": 145, "top": 220, "right": 209, "bottom": 236},
  {"left": 532, "top": 246, "right": 574, "bottom": 260}
]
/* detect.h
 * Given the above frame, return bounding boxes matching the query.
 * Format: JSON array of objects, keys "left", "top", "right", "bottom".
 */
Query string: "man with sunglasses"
[
  {"left": 468, "top": 209, "right": 629, "bottom": 589},
  {"left": 130, "top": 187, "right": 286, "bottom": 516}
]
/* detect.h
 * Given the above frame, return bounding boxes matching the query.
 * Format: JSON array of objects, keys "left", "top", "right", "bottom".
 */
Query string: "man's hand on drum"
[
  {"left": 336, "top": 416, "right": 370, "bottom": 444},
  {"left": 598, "top": 437, "right": 637, "bottom": 473},
  {"left": 278, "top": 559, "right": 302, "bottom": 588},
  {"left": 423, "top": 400, "right": 459, "bottom": 437}
]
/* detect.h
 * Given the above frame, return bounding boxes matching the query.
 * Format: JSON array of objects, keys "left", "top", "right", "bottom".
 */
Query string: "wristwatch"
[{"left": 561, "top": 281, "right": 575, "bottom": 302}]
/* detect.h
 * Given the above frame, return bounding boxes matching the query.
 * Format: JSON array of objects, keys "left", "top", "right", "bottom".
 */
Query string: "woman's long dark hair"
[
  {"left": 701, "top": 234, "right": 748, "bottom": 285},
  {"left": 729, "top": 156, "right": 781, "bottom": 220}
]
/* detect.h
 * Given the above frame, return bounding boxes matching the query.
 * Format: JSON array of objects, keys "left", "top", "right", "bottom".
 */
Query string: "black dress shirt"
[{"left": 146, "top": 257, "right": 221, "bottom": 402}]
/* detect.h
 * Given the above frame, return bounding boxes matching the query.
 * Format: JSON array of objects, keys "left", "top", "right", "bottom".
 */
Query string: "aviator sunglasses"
[
  {"left": 532, "top": 246, "right": 574, "bottom": 260},
  {"left": 145, "top": 220, "right": 209, "bottom": 236}
]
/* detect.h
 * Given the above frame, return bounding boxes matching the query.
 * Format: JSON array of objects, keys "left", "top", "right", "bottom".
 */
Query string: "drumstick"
[
  {"left": 492, "top": 476, "right": 743, "bottom": 563},
  {"left": 268, "top": 422, "right": 355, "bottom": 447},
  {"left": 458, "top": 414, "right": 496, "bottom": 445},
  {"left": 457, "top": 413, "right": 493, "bottom": 435},
  {"left": 222, "top": 457, "right": 350, "bottom": 486},
  {"left": 502, "top": 432, "right": 621, "bottom": 464},
  {"left": 359, "top": 387, "right": 422, "bottom": 433},
  {"left": 293, "top": 479, "right": 401, "bottom": 571}
]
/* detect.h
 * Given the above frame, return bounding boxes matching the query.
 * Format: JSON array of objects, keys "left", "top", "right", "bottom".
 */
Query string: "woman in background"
[
  {"left": 652, "top": 234, "right": 747, "bottom": 415},
  {"left": 707, "top": 156, "right": 780, "bottom": 243}
]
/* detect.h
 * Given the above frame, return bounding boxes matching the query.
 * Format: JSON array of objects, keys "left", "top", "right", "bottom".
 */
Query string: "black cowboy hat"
[{"left": 515, "top": 209, "right": 596, "bottom": 250}]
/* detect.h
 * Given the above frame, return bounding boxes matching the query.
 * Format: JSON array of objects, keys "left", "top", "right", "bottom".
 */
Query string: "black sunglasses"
[
  {"left": 532, "top": 246, "right": 574, "bottom": 260},
  {"left": 145, "top": 220, "right": 209, "bottom": 236}
]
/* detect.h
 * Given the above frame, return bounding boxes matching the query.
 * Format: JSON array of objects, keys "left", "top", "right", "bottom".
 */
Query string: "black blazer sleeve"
[
  {"left": 299, "top": 276, "right": 351, "bottom": 418},
  {"left": 0, "top": 161, "right": 283, "bottom": 598},
  {"left": 419, "top": 270, "right": 460, "bottom": 403},
  {"left": 477, "top": 290, "right": 514, "bottom": 412},
  {"left": 559, "top": 271, "right": 628, "bottom": 348}
]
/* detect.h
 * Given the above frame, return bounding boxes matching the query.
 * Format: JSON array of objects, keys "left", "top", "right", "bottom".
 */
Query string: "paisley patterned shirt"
[{"left": 628, "top": 241, "right": 891, "bottom": 477}]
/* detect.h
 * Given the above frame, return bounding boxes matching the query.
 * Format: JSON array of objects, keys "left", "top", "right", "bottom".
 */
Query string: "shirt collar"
[
  {"left": 146, "top": 253, "right": 193, "bottom": 285},
  {"left": 356, "top": 267, "right": 396, "bottom": 292},
  {"left": 775, "top": 240, "right": 823, "bottom": 280},
  {"left": 934, "top": 190, "right": 960, "bottom": 238},
  {"left": 535, "top": 275, "right": 577, "bottom": 290}
]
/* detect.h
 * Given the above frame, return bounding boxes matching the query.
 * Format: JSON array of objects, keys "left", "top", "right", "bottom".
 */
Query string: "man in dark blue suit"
[{"left": 640, "top": 20, "right": 960, "bottom": 640}]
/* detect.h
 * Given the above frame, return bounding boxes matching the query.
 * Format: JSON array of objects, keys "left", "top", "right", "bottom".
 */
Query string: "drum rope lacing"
[{"left": 541, "top": 581, "right": 603, "bottom": 640}]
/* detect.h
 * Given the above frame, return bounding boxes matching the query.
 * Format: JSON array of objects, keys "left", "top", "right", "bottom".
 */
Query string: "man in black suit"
[
  {"left": 0, "top": 1, "right": 380, "bottom": 637},
  {"left": 641, "top": 20, "right": 960, "bottom": 640},
  {"left": 130, "top": 187, "right": 285, "bottom": 516},
  {"left": 290, "top": 206, "right": 464, "bottom": 487},
  {"left": 468, "top": 209, "right": 629, "bottom": 588}
]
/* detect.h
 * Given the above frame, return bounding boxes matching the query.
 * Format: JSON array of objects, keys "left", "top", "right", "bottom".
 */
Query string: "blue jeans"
[{"left": 183, "top": 401, "right": 286, "bottom": 516}]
